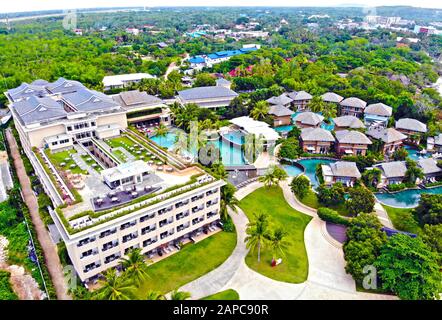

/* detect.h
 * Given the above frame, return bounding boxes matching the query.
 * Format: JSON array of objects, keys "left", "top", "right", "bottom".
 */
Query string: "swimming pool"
[
  {"left": 150, "top": 132, "right": 177, "bottom": 150},
  {"left": 404, "top": 145, "right": 429, "bottom": 161},
  {"left": 283, "top": 158, "right": 336, "bottom": 188},
  {"left": 375, "top": 186, "right": 442, "bottom": 208},
  {"left": 221, "top": 130, "right": 245, "bottom": 145}
]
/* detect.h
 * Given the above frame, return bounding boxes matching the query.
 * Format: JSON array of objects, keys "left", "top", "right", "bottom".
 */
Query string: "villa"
[
  {"left": 427, "top": 133, "right": 442, "bottom": 152},
  {"left": 335, "top": 130, "right": 372, "bottom": 156},
  {"left": 177, "top": 85, "right": 238, "bottom": 109},
  {"left": 229, "top": 116, "right": 280, "bottom": 150},
  {"left": 5, "top": 79, "right": 225, "bottom": 283},
  {"left": 418, "top": 158, "right": 442, "bottom": 183},
  {"left": 321, "top": 92, "right": 344, "bottom": 104},
  {"left": 332, "top": 115, "right": 365, "bottom": 131},
  {"left": 321, "top": 161, "right": 361, "bottom": 186},
  {"left": 364, "top": 103, "right": 393, "bottom": 128},
  {"left": 287, "top": 91, "right": 313, "bottom": 111},
  {"left": 266, "top": 93, "right": 293, "bottom": 107},
  {"left": 367, "top": 127, "right": 407, "bottom": 155},
  {"left": 374, "top": 161, "right": 407, "bottom": 186},
  {"left": 268, "top": 105, "right": 294, "bottom": 127},
  {"left": 102, "top": 73, "right": 155, "bottom": 91},
  {"left": 339, "top": 97, "right": 367, "bottom": 118},
  {"left": 300, "top": 127, "right": 335, "bottom": 154},
  {"left": 293, "top": 112, "right": 324, "bottom": 128},
  {"left": 395, "top": 118, "right": 427, "bottom": 144}
]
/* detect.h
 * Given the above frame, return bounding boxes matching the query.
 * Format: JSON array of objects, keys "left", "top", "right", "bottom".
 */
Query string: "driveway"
[{"left": 180, "top": 181, "right": 395, "bottom": 300}]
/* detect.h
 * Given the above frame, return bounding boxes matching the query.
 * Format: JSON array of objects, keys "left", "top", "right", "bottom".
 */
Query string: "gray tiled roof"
[
  {"left": 290, "top": 90, "right": 312, "bottom": 101},
  {"left": 340, "top": 97, "right": 367, "bottom": 109},
  {"left": 330, "top": 161, "right": 361, "bottom": 178},
  {"left": 332, "top": 115, "right": 365, "bottom": 129},
  {"left": 376, "top": 161, "right": 407, "bottom": 178},
  {"left": 12, "top": 96, "right": 67, "bottom": 125},
  {"left": 300, "top": 127, "right": 335, "bottom": 142},
  {"left": 418, "top": 158, "right": 442, "bottom": 175},
  {"left": 113, "top": 90, "right": 163, "bottom": 108},
  {"left": 335, "top": 130, "right": 372, "bottom": 145},
  {"left": 268, "top": 104, "right": 294, "bottom": 117},
  {"left": 6, "top": 82, "right": 48, "bottom": 102},
  {"left": 294, "top": 112, "right": 324, "bottom": 126},
  {"left": 216, "top": 78, "right": 231, "bottom": 85},
  {"left": 395, "top": 118, "right": 427, "bottom": 133},
  {"left": 364, "top": 103, "right": 393, "bottom": 117},
  {"left": 266, "top": 93, "right": 293, "bottom": 106},
  {"left": 321, "top": 92, "right": 344, "bottom": 103},
  {"left": 367, "top": 127, "right": 407, "bottom": 143},
  {"left": 46, "top": 77, "right": 86, "bottom": 94},
  {"left": 434, "top": 133, "right": 442, "bottom": 146},
  {"left": 178, "top": 86, "right": 238, "bottom": 101},
  {"left": 62, "top": 88, "right": 120, "bottom": 112}
]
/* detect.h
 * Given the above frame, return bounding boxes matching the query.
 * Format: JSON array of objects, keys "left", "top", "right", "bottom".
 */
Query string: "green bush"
[
  {"left": 317, "top": 208, "right": 350, "bottom": 226},
  {"left": 386, "top": 183, "right": 406, "bottom": 192},
  {"left": 0, "top": 271, "right": 18, "bottom": 300}
]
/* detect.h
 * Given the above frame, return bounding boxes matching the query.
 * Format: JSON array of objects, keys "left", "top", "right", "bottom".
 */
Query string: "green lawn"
[
  {"left": 106, "top": 136, "right": 160, "bottom": 163},
  {"left": 134, "top": 230, "right": 237, "bottom": 296},
  {"left": 201, "top": 289, "right": 240, "bottom": 300},
  {"left": 45, "top": 149, "right": 87, "bottom": 175},
  {"left": 382, "top": 205, "right": 422, "bottom": 234},
  {"left": 239, "top": 186, "right": 311, "bottom": 283},
  {"left": 299, "top": 190, "right": 351, "bottom": 216},
  {"left": 80, "top": 155, "right": 103, "bottom": 173}
]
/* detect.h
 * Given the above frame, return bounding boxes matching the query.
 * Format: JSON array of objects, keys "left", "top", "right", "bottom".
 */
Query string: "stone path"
[
  {"left": 374, "top": 202, "right": 394, "bottom": 228},
  {"left": 179, "top": 180, "right": 396, "bottom": 300},
  {"left": 6, "top": 129, "right": 71, "bottom": 300}
]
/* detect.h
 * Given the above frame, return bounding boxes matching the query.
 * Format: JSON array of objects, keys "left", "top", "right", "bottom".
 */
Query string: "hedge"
[{"left": 317, "top": 207, "right": 350, "bottom": 226}]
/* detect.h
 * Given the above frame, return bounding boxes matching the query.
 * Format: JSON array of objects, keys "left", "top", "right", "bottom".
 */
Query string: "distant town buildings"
[{"left": 103, "top": 73, "right": 155, "bottom": 91}]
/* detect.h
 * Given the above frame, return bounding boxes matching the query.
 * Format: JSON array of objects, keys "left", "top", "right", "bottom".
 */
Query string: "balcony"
[
  {"left": 122, "top": 232, "right": 138, "bottom": 243},
  {"left": 176, "top": 210, "right": 190, "bottom": 221},
  {"left": 177, "top": 223, "right": 190, "bottom": 232},
  {"left": 158, "top": 206, "right": 173, "bottom": 215},
  {"left": 80, "top": 248, "right": 99, "bottom": 259},
  {"left": 143, "top": 237, "right": 158, "bottom": 247},
  {"left": 120, "top": 220, "right": 137, "bottom": 230},
  {"left": 160, "top": 229, "right": 174, "bottom": 240},
  {"left": 77, "top": 236, "right": 96, "bottom": 248},
  {"left": 206, "top": 189, "right": 218, "bottom": 196},
  {"left": 140, "top": 213, "right": 155, "bottom": 223},
  {"left": 175, "top": 200, "right": 189, "bottom": 209},
  {"left": 191, "top": 194, "right": 204, "bottom": 202},
  {"left": 207, "top": 211, "right": 218, "bottom": 219},
  {"left": 104, "top": 253, "right": 121, "bottom": 264},
  {"left": 102, "top": 240, "right": 119, "bottom": 252},
  {"left": 83, "top": 262, "right": 101, "bottom": 273},
  {"left": 141, "top": 225, "right": 156, "bottom": 235},
  {"left": 159, "top": 218, "right": 174, "bottom": 228},
  {"left": 206, "top": 200, "right": 218, "bottom": 208},
  {"left": 99, "top": 228, "right": 117, "bottom": 239},
  {"left": 192, "top": 217, "right": 205, "bottom": 226}
]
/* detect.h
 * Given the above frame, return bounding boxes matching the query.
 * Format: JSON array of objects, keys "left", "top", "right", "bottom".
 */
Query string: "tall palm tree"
[
  {"left": 120, "top": 248, "right": 151, "bottom": 285},
  {"left": 245, "top": 212, "right": 270, "bottom": 263},
  {"left": 309, "top": 96, "right": 325, "bottom": 113},
  {"left": 250, "top": 101, "right": 270, "bottom": 120},
  {"left": 272, "top": 166, "right": 288, "bottom": 184},
  {"left": 145, "top": 290, "right": 166, "bottom": 300},
  {"left": 269, "top": 227, "right": 290, "bottom": 261},
  {"left": 259, "top": 170, "right": 275, "bottom": 188},
  {"left": 322, "top": 102, "right": 337, "bottom": 121},
  {"left": 170, "top": 290, "right": 192, "bottom": 300},
  {"left": 173, "top": 130, "right": 189, "bottom": 156},
  {"left": 220, "top": 183, "right": 239, "bottom": 220},
  {"left": 94, "top": 269, "right": 135, "bottom": 300}
]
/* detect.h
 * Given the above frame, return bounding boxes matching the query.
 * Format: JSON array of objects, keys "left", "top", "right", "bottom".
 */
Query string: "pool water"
[
  {"left": 274, "top": 112, "right": 334, "bottom": 133},
  {"left": 274, "top": 125, "right": 294, "bottom": 133},
  {"left": 150, "top": 132, "right": 247, "bottom": 166},
  {"left": 283, "top": 159, "right": 336, "bottom": 188},
  {"left": 222, "top": 131, "right": 245, "bottom": 145},
  {"left": 375, "top": 186, "right": 442, "bottom": 208},
  {"left": 404, "top": 146, "right": 429, "bottom": 161}
]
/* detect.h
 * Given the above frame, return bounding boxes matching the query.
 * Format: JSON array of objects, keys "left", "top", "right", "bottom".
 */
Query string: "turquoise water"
[
  {"left": 404, "top": 146, "right": 429, "bottom": 161},
  {"left": 150, "top": 133, "right": 177, "bottom": 149},
  {"left": 274, "top": 125, "right": 294, "bottom": 133},
  {"left": 150, "top": 132, "right": 246, "bottom": 166},
  {"left": 283, "top": 159, "right": 336, "bottom": 188},
  {"left": 222, "top": 131, "right": 245, "bottom": 145},
  {"left": 375, "top": 186, "right": 442, "bottom": 208}
]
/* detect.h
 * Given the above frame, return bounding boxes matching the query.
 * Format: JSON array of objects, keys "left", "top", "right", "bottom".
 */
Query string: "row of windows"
[{"left": 67, "top": 121, "right": 96, "bottom": 132}]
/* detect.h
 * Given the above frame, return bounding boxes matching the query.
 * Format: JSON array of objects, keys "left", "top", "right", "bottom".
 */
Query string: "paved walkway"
[
  {"left": 374, "top": 202, "right": 394, "bottom": 228},
  {"left": 180, "top": 180, "right": 396, "bottom": 300},
  {"left": 6, "top": 129, "right": 71, "bottom": 300}
]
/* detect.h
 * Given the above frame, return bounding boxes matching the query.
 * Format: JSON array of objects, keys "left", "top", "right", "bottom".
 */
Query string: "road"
[{"left": 6, "top": 129, "right": 71, "bottom": 300}]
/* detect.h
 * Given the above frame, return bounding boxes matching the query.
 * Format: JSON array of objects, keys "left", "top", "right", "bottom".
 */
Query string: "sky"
[{"left": 1, "top": 0, "right": 442, "bottom": 14}]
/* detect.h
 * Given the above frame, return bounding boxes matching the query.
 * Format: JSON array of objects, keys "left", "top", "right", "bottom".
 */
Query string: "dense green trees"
[
  {"left": 317, "top": 182, "right": 345, "bottom": 206},
  {"left": 290, "top": 175, "right": 311, "bottom": 200},
  {"left": 278, "top": 137, "right": 301, "bottom": 159},
  {"left": 346, "top": 186, "right": 375, "bottom": 215},
  {"left": 414, "top": 194, "right": 442, "bottom": 226}
]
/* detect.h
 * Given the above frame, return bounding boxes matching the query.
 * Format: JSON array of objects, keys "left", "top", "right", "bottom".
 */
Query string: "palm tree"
[
  {"left": 94, "top": 269, "right": 135, "bottom": 300},
  {"left": 309, "top": 96, "right": 325, "bottom": 113},
  {"left": 250, "top": 101, "right": 269, "bottom": 120},
  {"left": 321, "top": 102, "right": 337, "bottom": 122},
  {"left": 220, "top": 183, "right": 239, "bottom": 220},
  {"left": 269, "top": 227, "right": 290, "bottom": 261},
  {"left": 170, "top": 290, "right": 192, "bottom": 300},
  {"left": 272, "top": 166, "right": 288, "bottom": 184},
  {"left": 173, "top": 130, "right": 189, "bottom": 156},
  {"left": 404, "top": 159, "right": 424, "bottom": 185},
  {"left": 145, "top": 290, "right": 166, "bottom": 300},
  {"left": 120, "top": 248, "right": 151, "bottom": 285},
  {"left": 259, "top": 169, "right": 275, "bottom": 188},
  {"left": 154, "top": 123, "right": 169, "bottom": 146},
  {"left": 245, "top": 212, "right": 270, "bottom": 263}
]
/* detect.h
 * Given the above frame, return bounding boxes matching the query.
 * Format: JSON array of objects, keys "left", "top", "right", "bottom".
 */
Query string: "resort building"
[
  {"left": 293, "top": 112, "right": 324, "bottom": 128},
  {"left": 266, "top": 93, "right": 292, "bottom": 107},
  {"left": 5, "top": 80, "right": 128, "bottom": 152},
  {"left": 187, "top": 45, "right": 259, "bottom": 69},
  {"left": 339, "top": 97, "right": 367, "bottom": 118},
  {"left": 364, "top": 103, "right": 392, "bottom": 128},
  {"left": 177, "top": 86, "right": 238, "bottom": 110},
  {"left": 427, "top": 133, "right": 442, "bottom": 153},
  {"left": 335, "top": 130, "right": 372, "bottom": 156},
  {"left": 112, "top": 90, "right": 171, "bottom": 127},
  {"left": 374, "top": 161, "right": 407, "bottom": 186},
  {"left": 332, "top": 115, "right": 365, "bottom": 131},
  {"left": 418, "top": 158, "right": 442, "bottom": 183},
  {"left": 321, "top": 92, "right": 344, "bottom": 104},
  {"left": 367, "top": 127, "right": 407, "bottom": 155},
  {"left": 321, "top": 161, "right": 361, "bottom": 186},
  {"left": 395, "top": 118, "right": 427, "bottom": 144},
  {"left": 300, "top": 127, "right": 335, "bottom": 154},
  {"left": 6, "top": 79, "right": 225, "bottom": 283},
  {"left": 229, "top": 116, "right": 280, "bottom": 150},
  {"left": 102, "top": 73, "right": 155, "bottom": 91},
  {"left": 287, "top": 91, "right": 313, "bottom": 111},
  {"left": 268, "top": 105, "right": 294, "bottom": 127}
]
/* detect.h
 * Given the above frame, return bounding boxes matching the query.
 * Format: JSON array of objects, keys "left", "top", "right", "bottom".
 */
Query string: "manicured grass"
[
  {"left": 201, "top": 289, "right": 240, "bottom": 300},
  {"left": 107, "top": 136, "right": 157, "bottom": 162},
  {"left": 134, "top": 230, "right": 236, "bottom": 296},
  {"left": 80, "top": 155, "right": 103, "bottom": 172},
  {"left": 382, "top": 205, "right": 422, "bottom": 234},
  {"left": 239, "top": 186, "right": 311, "bottom": 283},
  {"left": 45, "top": 149, "right": 87, "bottom": 175},
  {"left": 299, "top": 190, "right": 351, "bottom": 216}
]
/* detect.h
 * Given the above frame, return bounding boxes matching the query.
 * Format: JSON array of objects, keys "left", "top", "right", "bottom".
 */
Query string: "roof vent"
[
  {"left": 93, "top": 98, "right": 101, "bottom": 103},
  {"left": 39, "top": 106, "right": 47, "bottom": 112}
]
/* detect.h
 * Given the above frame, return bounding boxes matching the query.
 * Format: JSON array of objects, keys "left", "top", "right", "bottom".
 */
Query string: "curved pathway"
[{"left": 180, "top": 180, "right": 395, "bottom": 300}]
